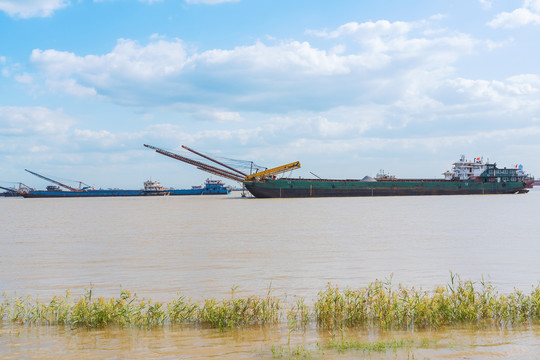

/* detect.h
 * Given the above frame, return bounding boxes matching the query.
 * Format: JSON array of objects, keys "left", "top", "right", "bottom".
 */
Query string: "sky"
[{"left": 1, "top": 0, "right": 539, "bottom": 189}]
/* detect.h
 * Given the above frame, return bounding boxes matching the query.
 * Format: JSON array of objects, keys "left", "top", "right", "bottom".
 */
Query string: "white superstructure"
[
  {"left": 444, "top": 155, "right": 487, "bottom": 180},
  {"left": 143, "top": 180, "right": 166, "bottom": 192}
]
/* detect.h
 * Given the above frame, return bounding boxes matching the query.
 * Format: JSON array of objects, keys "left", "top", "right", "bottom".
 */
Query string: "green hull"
[{"left": 244, "top": 178, "right": 529, "bottom": 198}]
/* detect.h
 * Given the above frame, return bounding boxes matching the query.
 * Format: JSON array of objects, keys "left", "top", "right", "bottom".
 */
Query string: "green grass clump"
[
  {"left": 199, "top": 293, "right": 280, "bottom": 329},
  {"left": 315, "top": 274, "right": 540, "bottom": 329},
  {"left": 167, "top": 293, "right": 199, "bottom": 323},
  {"left": 0, "top": 287, "right": 279, "bottom": 330},
  {"left": 287, "top": 298, "right": 311, "bottom": 332},
  {"left": 2, "top": 292, "right": 72, "bottom": 326}
]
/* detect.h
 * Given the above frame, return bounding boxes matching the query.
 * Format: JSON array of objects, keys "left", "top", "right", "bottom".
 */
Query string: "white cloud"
[
  {"left": 201, "top": 110, "right": 242, "bottom": 122},
  {"left": 0, "top": 106, "right": 75, "bottom": 136},
  {"left": 46, "top": 78, "right": 97, "bottom": 97},
  {"left": 447, "top": 75, "right": 540, "bottom": 107},
  {"left": 0, "top": 0, "right": 70, "bottom": 18},
  {"left": 32, "top": 38, "right": 187, "bottom": 80},
  {"left": 31, "top": 38, "right": 187, "bottom": 98},
  {"left": 24, "top": 18, "right": 478, "bottom": 113},
  {"left": 309, "top": 20, "right": 414, "bottom": 40},
  {"left": 194, "top": 40, "right": 350, "bottom": 75},
  {"left": 526, "top": 0, "right": 540, "bottom": 12},
  {"left": 1, "top": 58, "right": 23, "bottom": 78},
  {"left": 14, "top": 73, "right": 33, "bottom": 84},
  {"left": 488, "top": 0, "right": 540, "bottom": 28},
  {"left": 308, "top": 19, "right": 476, "bottom": 63}
]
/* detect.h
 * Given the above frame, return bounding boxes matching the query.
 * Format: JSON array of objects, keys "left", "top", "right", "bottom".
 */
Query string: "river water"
[{"left": 1, "top": 189, "right": 540, "bottom": 358}]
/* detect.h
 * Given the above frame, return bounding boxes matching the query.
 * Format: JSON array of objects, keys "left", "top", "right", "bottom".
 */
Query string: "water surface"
[
  {"left": 1, "top": 190, "right": 540, "bottom": 358},
  {"left": 2, "top": 191, "right": 539, "bottom": 300}
]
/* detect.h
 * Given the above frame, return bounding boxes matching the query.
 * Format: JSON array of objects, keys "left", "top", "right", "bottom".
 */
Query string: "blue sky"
[{"left": 1, "top": 0, "right": 539, "bottom": 189}]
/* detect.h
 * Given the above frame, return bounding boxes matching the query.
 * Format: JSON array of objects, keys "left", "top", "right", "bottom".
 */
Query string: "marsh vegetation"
[
  {"left": 3, "top": 275, "right": 540, "bottom": 358},
  {"left": 3, "top": 275, "right": 540, "bottom": 330}
]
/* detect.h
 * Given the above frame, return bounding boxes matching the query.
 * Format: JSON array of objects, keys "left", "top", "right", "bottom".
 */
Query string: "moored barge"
[{"left": 244, "top": 156, "right": 533, "bottom": 198}]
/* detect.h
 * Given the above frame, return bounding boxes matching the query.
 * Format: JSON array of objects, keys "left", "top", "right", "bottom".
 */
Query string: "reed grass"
[
  {"left": 1, "top": 288, "right": 279, "bottom": 330},
  {"left": 199, "top": 293, "right": 280, "bottom": 329},
  {"left": 315, "top": 274, "right": 540, "bottom": 329},
  {"left": 2, "top": 275, "right": 540, "bottom": 330},
  {"left": 287, "top": 297, "right": 311, "bottom": 338}
]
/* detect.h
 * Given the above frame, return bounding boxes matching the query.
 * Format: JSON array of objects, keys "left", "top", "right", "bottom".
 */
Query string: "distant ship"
[
  {"left": 18, "top": 180, "right": 169, "bottom": 198},
  {"left": 17, "top": 179, "right": 229, "bottom": 198},
  {"left": 1, "top": 170, "right": 229, "bottom": 198},
  {"left": 168, "top": 179, "right": 230, "bottom": 196},
  {"left": 244, "top": 156, "right": 533, "bottom": 198}
]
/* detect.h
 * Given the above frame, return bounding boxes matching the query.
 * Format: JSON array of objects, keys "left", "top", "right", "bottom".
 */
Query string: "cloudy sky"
[{"left": 1, "top": 0, "right": 539, "bottom": 189}]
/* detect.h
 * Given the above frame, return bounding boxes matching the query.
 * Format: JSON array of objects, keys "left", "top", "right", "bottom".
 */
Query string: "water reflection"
[{"left": 2, "top": 324, "right": 540, "bottom": 359}]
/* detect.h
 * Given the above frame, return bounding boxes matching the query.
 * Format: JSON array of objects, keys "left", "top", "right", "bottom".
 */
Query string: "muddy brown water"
[{"left": 2, "top": 190, "right": 540, "bottom": 358}]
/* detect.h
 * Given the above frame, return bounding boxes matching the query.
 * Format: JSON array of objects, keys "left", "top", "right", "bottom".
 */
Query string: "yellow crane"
[{"left": 244, "top": 161, "right": 301, "bottom": 181}]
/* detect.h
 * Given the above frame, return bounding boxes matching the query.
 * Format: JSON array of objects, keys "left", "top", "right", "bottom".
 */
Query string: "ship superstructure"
[{"left": 444, "top": 155, "right": 487, "bottom": 180}]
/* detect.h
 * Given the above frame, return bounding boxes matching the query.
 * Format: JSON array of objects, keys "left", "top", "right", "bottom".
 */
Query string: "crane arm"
[
  {"left": 182, "top": 145, "right": 247, "bottom": 177},
  {"left": 25, "top": 169, "right": 81, "bottom": 192},
  {"left": 196, "top": 167, "right": 245, "bottom": 182},
  {"left": 0, "top": 185, "right": 20, "bottom": 194},
  {"left": 144, "top": 144, "right": 245, "bottom": 182},
  {"left": 245, "top": 161, "right": 301, "bottom": 181}
]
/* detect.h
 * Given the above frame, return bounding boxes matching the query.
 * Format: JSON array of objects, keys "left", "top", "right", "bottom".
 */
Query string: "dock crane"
[
  {"left": 25, "top": 169, "right": 86, "bottom": 192},
  {"left": 0, "top": 182, "right": 35, "bottom": 195},
  {"left": 144, "top": 144, "right": 301, "bottom": 183}
]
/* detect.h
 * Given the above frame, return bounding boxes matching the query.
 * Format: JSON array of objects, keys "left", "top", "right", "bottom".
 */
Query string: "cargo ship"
[
  {"left": 3, "top": 170, "right": 230, "bottom": 198},
  {"left": 16, "top": 179, "right": 169, "bottom": 198},
  {"left": 244, "top": 156, "right": 533, "bottom": 198},
  {"left": 143, "top": 145, "right": 533, "bottom": 198}
]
